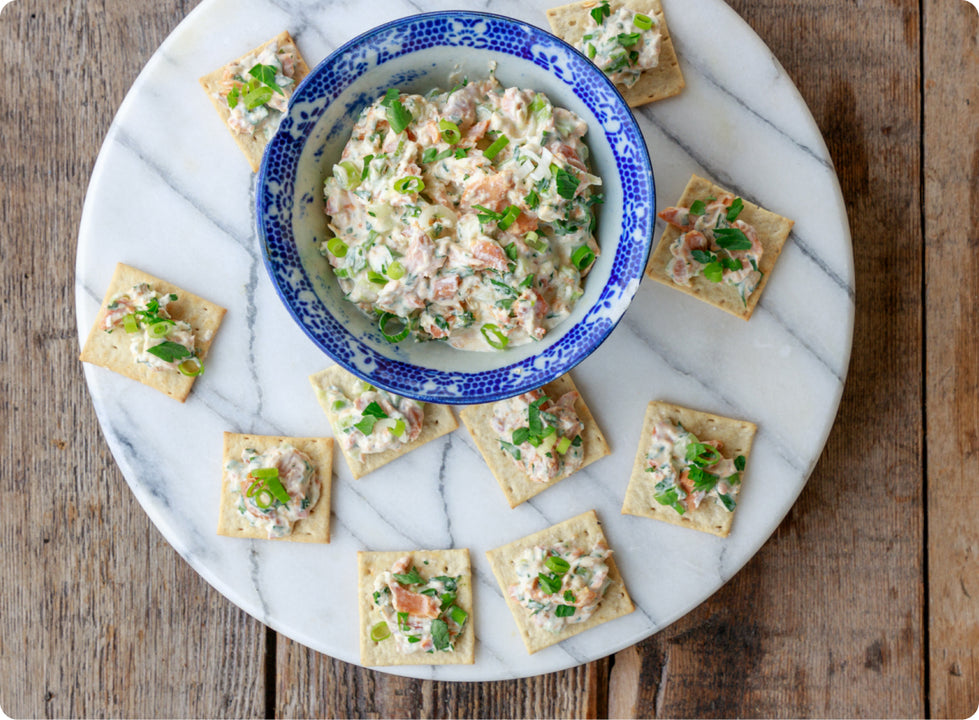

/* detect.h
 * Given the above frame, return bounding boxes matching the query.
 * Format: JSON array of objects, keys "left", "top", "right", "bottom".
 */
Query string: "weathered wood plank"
[
  {"left": 275, "top": 641, "right": 607, "bottom": 718},
  {"left": 0, "top": 1, "right": 266, "bottom": 717},
  {"left": 609, "top": 0, "right": 926, "bottom": 716},
  {"left": 923, "top": 1, "right": 979, "bottom": 718}
]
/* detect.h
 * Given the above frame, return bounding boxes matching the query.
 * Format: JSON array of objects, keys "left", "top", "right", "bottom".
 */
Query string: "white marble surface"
[{"left": 75, "top": 0, "right": 854, "bottom": 680}]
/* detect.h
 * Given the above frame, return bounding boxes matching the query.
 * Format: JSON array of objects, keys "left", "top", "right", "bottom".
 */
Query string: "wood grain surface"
[{"left": 0, "top": 0, "right": 976, "bottom": 718}]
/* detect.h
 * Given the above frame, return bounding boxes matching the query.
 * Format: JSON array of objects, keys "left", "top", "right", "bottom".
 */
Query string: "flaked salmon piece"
[
  {"left": 470, "top": 239, "right": 510, "bottom": 273},
  {"left": 509, "top": 209, "right": 539, "bottom": 235},
  {"left": 668, "top": 230, "right": 709, "bottom": 285},
  {"left": 460, "top": 119, "right": 490, "bottom": 148},
  {"left": 461, "top": 172, "right": 512, "bottom": 213},
  {"left": 658, "top": 206, "right": 695, "bottom": 231},
  {"left": 390, "top": 582, "right": 440, "bottom": 619},
  {"left": 431, "top": 274, "right": 460, "bottom": 300},
  {"left": 391, "top": 555, "right": 412, "bottom": 575}
]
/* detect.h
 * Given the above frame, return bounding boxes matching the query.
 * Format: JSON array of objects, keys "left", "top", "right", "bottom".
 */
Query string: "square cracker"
[
  {"left": 646, "top": 174, "right": 795, "bottom": 320},
  {"left": 459, "top": 374, "right": 610, "bottom": 508},
  {"left": 199, "top": 30, "right": 311, "bottom": 172},
  {"left": 486, "top": 510, "right": 634, "bottom": 654},
  {"left": 79, "top": 262, "right": 226, "bottom": 403},
  {"left": 622, "top": 400, "right": 757, "bottom": 537},
  {"left": 546, "top": 0, "right": 685, "bottom": 106},
  {"left": 217, "top": 432, "right": 334, "bottom": 543},
  {"left": 309, "top": 365, "right": 458, "bottom": 479},
  {"left": 358, "top": 549, "right": 475, "bottom": 666}
]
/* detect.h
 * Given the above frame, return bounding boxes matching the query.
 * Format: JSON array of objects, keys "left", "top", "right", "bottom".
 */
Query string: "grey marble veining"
[{"left": 75, "top": 0, "right": 854, "bottom": 680}]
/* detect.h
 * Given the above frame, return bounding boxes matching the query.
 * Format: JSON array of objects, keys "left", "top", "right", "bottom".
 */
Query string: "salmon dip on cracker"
[{"left": 321, "top": 73, "right": 603, "bottom": 351}]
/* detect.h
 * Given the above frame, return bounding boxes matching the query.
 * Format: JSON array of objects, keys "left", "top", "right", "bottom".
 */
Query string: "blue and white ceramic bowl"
[{"left": 256, "top": 11, "right": 654, "bottom": 404}]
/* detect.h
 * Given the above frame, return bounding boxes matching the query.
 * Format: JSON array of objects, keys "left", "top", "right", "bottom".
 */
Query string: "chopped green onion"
[
  {"left": 361, "top": 154, "right": 374, "bottom": 181},
  {"left": 447, "top": 605, "right": 468, "bottom": 627},
  {"left": 148, "top": 321, "right": 170, "bottom": 339},
  {"left": 370, "top": 622, "right": 391, "bottom": 642},
  {"left": 556, "top": 436, "right": 572, "bottom": 454},
  {"left": 326, "top": 237, "right": 348, "bottom": 258},
  {"left": 361, "top": 401, "right": 388, "bottom": 419},
  {"left": 378, "top": 312, "right": 410, "bottom": 343},
  {"left": 528, "top": 93, "right": 549, "bottom": 117},
  {"left": 264, "top": 474, "right": 292, "bottom": 504},
  {"left": 512, "top": 427, "right": 530, "bottom": 446},
  {"left": 393, "top": 567, "right": 424, "bottom": 585},
  {"left": 590, "top": 1, "right": 610, "bottom": 24},
  {"left": 367, "top": 270, "right": 388, "bottom": 285},
  {"left": 563, "top": 590, "right": 576, "bottom": 603},
  {"left": 633, "top": 13, "right": 653, "bottom": 30},
  {"left": 250, "top": 467, "right": 280, "bottom": 480},
  {"left": 394, "top": 176, "right": 425, "bottom": 194},
  {"left": 735, "top": 455, "right": 747, "bottom": 471},
  {"left": 537, "top": 572, "right": 562, "bottom": 594},
  {"left": 504, "top": 243, "right": 518, "bottom": 261},
  {"left": 386, "top": 260, "right": 405, "bottom": 280},
  {"left": 242, "top": 85, "right": 273, "bottom": 110},
  {"left": 587, "top": 43, "right": 597, "bottom": 59},
  {"left": 354, "top": 416, "right": 377, "bottom": 436},
  {"left": 718, "top": 493, "right": 737, "bottom": 512},
  {"left": 253, "top": 488, "right": 275, "bottom": 510},
  {"left": 571, "top": 245, "right": 595, "bottom": 271},
  {"left": 334, "top": 160, "right": 361, "bottom": 190},
  {"left": 617, "top": 32, "right": 641, "bottom": 47},
  {"left": 703, "top": 261, "right": 724, "bottom": 283},
  {"left": 545, "top": 555, "right": 571, "bottom": 575},
  {"left": 226, "top": 86, "right": 240, "bottom": 109},
  {"left": 248, "top": 63, "right": 284, "bottom": 94},
  {"left": 331, "top": 400, "right": 347, "bottom": 411},
  {"left": 390, "top": 418, "right": 406, "bottom": 437},
  {"left": 438, "top": 119, "right": 461, "bottom": 144},
  {"left": 430, "top": 619, "right": 450, "bottom": 651},
  {"left": 525, "top": 231, "right": 548, "bottom": 253},
  {"left": 123, "top": 314, "right": 139, "bottom": 333},
  {"left": 480, "top": 323, "right": 508, "bottom": 350},
  {"left": 498, "top": 205, "right": 521, "bottom": 231},
  {"left": 178, "top": 357, "right": 204, "bottom": 377},
  {"left": 483, "top": 134, "right": 510, "bottom": 160}
]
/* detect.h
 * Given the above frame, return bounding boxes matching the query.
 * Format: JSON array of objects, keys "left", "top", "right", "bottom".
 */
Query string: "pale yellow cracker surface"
[
  {"left": 485, "top": 510, "right": 634, "bottom": 654},
  {"left": 309, "top": 365, "right": 458, "bottom": 479},
  {"left": 199, "top": 30, "right": 311, "bottom": 172},
  {"left": 79, "top": 262, "right": 226, "bottom": 403},
  {"left": 622, "top": 400, "right": 757, "bottom": 537},
  {"left": 646, "top": 174, "right": 795, "bottom": 320},
  {"left": 459, "top": 374, "right": 610, "bottom": 508},
  {"left": 546, "top": 0, "right": 685, "bottom": 106},
  {"left": 217, "top": 433, "right": 334, "bottom": 543},
  {"left": 358, "top": 549, "right": 475, "bottom": 666}
]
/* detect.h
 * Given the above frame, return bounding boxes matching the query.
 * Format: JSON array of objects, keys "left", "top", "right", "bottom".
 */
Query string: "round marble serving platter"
[{"left": 75, "top": 0, "right": 854, "bottom": 681}]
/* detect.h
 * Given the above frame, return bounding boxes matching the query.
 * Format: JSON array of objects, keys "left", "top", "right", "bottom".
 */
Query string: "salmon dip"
[{"left": 321, "top": 73, "right": 603, "bottom": 351}]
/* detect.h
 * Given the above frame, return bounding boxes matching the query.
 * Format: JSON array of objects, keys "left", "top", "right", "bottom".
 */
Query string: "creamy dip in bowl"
[{"left": 256, "top": 11, "right": 654, "bottom": 404}]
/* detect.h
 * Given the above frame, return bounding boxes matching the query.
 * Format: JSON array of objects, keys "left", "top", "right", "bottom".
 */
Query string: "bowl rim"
[{"left": 256, "top": 9, "right": 655, "bottom": 405}]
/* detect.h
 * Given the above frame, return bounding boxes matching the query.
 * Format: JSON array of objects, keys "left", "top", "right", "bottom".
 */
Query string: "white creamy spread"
[
  {"left": 101, "top": 283, "right": 202, "bottom": 374},
  {"left": 324, "top": 381, "right": 425, "bottom": 461},
  {"left": 322, "top": 73, "right": 603, "bottom": 351},
  {"left": 644, "top": 420, "right": 743, "bottom": 515},
  {"left": 369, "top": 555, "right": 468, "bottom": 654},
  {"left": 225, "top": 443, "right": 320, "bottom": 539},
  {"left": 491, "top": 388, "right": 585, "bottom": 483},
  {"left": 510, "top": 541, "right": 612, "bottom": 633},
  {"left": 659, "top": 194, "right": 764, "bottom": 304},
  {"left": 214, "top": 40, "right": 299, "bottom": 141},
  {"left": 579, "top": 2, "right": 663, "bottom": 88}
]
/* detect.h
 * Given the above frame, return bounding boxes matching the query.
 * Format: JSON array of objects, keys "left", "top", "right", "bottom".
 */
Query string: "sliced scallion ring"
[
  {"left": 480, "top": 323, "right": 508, "bottom": 350},
  {"left": 335, "top": 160, "right": 361, "bottom": 190},
  {"left": 571, "top": 245, "right": 596, "bottom": 271},
  {"left": 370, "top": 621, "right": 391, "bottom": 642},
  {"left": 633, "top": 13, "right": 653, "bottom": 30},
  {"left": 253, "top": 488, "right": 275, "bottom": 510},
  {"left": 393, "top": 176, "right": 425, "bottom": 194},
  {"left": 177, "top": 357, "right": 204, "bottom": 377},
  {"left": 556, "top": 436, "right": 572, "bottom": 454},
  {"left": 122, "top": 314, "right": 139, "bottom": 334},
  {"left": 386, "top": 260, "right": 405, "bottom": 280},
  {"left": 250, "top": 468, "right": 279, "bottom": 480},
  {"left": 148, "top": 322, "right": 170, "bottom": 339},
  {"left": 497, "top": 205, "right": 521, "bottom": 232},
  {"left": 326, "top": 237, "right": 348, "bottom": 258},
  {"left": 438, "top": 119, "right": 461, "bottom": 144},
  {"left": 378, "top": 312, "right": 411, "bottom": 343}
]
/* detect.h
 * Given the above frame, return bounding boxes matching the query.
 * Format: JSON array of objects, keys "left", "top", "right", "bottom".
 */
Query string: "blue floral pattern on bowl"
[{"left": 256, "top": 11, "right": 654, "bottom": 404}]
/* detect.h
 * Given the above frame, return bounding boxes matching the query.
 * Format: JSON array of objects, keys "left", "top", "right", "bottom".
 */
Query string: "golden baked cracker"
[
  {"left": 485, "top": 510, "right": 633, "bottom": 654},
  {"left": 309, "top": 365, "right": 458, "bottom": 479},
  {"left": 79, "top": 263, "right": 226, "bottom": 403},
  {"left": 217, "top": 433, "right": 333, "bottom": 543},
  {"left": 546, "top": 0, "right": 685, "bottom": 106},
  {"left": 358, "top": 549, "right": 475, "bottom": 666},
  {"left": 647, "top": 174, "right": 795, "bottom": 320},
  {"left": 459, "top": 374, "right": 610, "bottom": 508},
  {"left": 622, "top": 400, "right": 757, "bottom": 537},
  {"left": 199, "top": 30, "right": 311, "bottom": 172}
]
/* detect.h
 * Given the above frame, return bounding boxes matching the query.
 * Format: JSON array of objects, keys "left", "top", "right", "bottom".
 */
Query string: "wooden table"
[{"left": 2, "top": 0, "right": 976, "bottom": 716}]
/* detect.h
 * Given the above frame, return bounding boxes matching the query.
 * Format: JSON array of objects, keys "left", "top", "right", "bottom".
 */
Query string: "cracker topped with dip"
[
  {"left": 459, "top": 373, "right": 610, "bottom": 507},
  {"left": 358, "top": 549, "right": 475, "bottom": 666},
  {"left": 309, "top": 365, "right": 457, "bottom": 479},
  {"left": 199, "top": 30, "right": 310, "bottom": 171},
  {"left": 647, "top": 174, "right": 794, "bottom": 320},
  {"left": 217, "top": 432, "right": 334, "bottom": 543},
  {"left": 486, "top": 510, "right": 633, "bottom": 654},
  {"left": 79, "top": 262, "right": 226, "bottom": 402},
  {"left": 622, "top": 400, "right": 756, "bottom": 537},
  {"left": 546, "top": 0, "right": 685, "bottom": 106}
]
